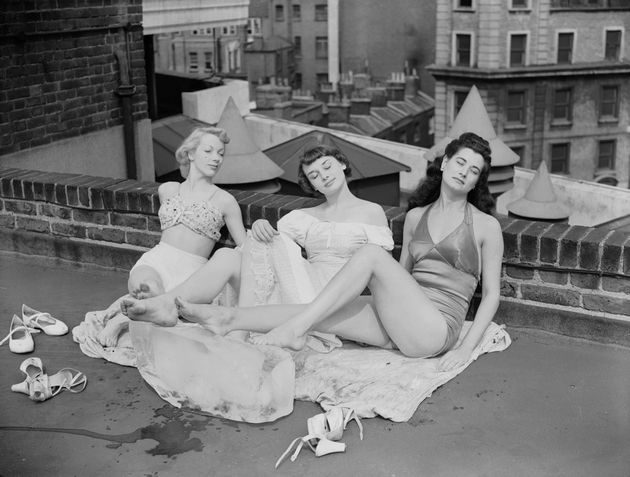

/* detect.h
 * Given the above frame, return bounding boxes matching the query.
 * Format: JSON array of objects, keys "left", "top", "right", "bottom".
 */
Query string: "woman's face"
[
  {"left": 442, "top": 147, "right": 485, "bottom": 193},
  {"left": 302, "top": 155, "right": 347, "bottom": 195},
  {"left": 189, "top": 133, "right": 225, "bottom": 178}
]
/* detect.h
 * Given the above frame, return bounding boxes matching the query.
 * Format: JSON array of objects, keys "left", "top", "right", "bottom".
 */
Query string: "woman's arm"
[
  {"left": 157, "top": 181, "right": 179, "bottom": 202},
  {"left": 438, "top": 215, "right": 503, "bottom": 371},
  {"left": 222, "top": 193, "right": 247, "bottom": 246},
  {"left": 398, "top": 207, "right": 423, "bottom": 272}
]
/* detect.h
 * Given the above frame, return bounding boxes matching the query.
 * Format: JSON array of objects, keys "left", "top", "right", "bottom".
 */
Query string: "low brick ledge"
[{"left": 1, "top": 168, "right": 629, "bottom": 345}]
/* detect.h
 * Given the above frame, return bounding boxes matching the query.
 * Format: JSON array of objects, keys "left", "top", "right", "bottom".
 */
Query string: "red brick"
[
  {"left": 521, "top": 284, "right": 581, "bottom": 307},
  {"left": 505, "top": 265, "right": 535, "bottom": 280},
  {"left": 51, "top": 222, "right": 87, "bottom": 238},
  {"left": 72, "top": 208, "right": 109, "bottom": 225},
  {"left": 538, "top": 270, "right": 568, "bottom": 285},
  {"left": 0, "top": 213, "right": 16, "bottom": 228},
  {"left": 569, "top": 273, "right": 600, "bottom": 290},
  {"left": 582, "top": 294, "right": 630, "bottom": 316},
  {"left": 110, "top": 212, "right": 147, "bottom": 229},
  {"left": 126, "top": 231, "right": 160, "bottom": 248},
  {"left": 500, "top": 279, "right": 517, "bottom": 298},
  {"left": 602, "top": 276, "right": 630, "bottom": 294},
  {"left": 16, "top": 216, "right": 50, "bottom": 233},
  {"left": 578, "top": 228, "right": 611, "bottom": 271},
  {"left": 87, "top": 226, "right": 126, "bottom": 243},
  {"left": 559, "top": 226, "right": 590, "bottom": 268},
  {"left": 539, "top": 223, "right": 570, "bottom": 264},
  {"left": 601, "top": 230, "right": 629, "bottom": 274},
  {"left": 39, "top": 203, "right": 72, "bottom": 220},
  {"left": 147, "top": 216, "right": 161, "bottom": 232},
  {"left": 4, "top": 199, "right": 37, "bottom": 215},
  {"left": 502, "top": 219, "right": 530, "bottom": 261}
]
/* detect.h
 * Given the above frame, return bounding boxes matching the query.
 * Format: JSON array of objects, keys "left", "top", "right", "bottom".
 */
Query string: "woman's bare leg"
[
  {"left": 176, "top": 295, "right": 392, "bottom": 348},
  {"left": 251, "top": 245, "right": 448, "bottom": 357},
  {"left": 128, "top": 265, "right": 165, "bottom": 299},
  {"left": 121, "top": 248, "right": 242, "bottom": 326}
]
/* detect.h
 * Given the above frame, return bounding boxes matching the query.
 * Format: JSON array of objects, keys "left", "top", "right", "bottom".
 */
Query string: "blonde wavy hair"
[{"left": 175, "top": 126, "right": 230, "bottom": 178}]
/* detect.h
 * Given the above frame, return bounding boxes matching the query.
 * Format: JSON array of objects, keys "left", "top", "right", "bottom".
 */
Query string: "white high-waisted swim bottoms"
[{"left": 130, "top": 241, "right": 208, "bottom": 291}]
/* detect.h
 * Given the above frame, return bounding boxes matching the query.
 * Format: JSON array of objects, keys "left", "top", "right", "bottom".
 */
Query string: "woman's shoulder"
[
  {"left": 157, "top": 181, "right": 180, "bottom": 200},
  {"left": 352, "top": 199, "right": 389, "bottom": 227},
  {"left": 469, "top": 205, "right": 502, "bottom": 237}
]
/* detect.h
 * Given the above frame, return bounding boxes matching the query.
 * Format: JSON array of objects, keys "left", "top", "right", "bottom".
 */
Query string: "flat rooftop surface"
[{"left": 1, "top": 252, "right": 629, "bottom": 477}]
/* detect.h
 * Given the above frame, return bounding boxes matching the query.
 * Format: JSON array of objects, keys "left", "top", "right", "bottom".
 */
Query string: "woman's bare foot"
[
  {"left": 131, "top": 280, "right": 164, "bottom": 300},
  {"left": 97, "top": 313, "right": 129, "bottom": 347},
  {"left": 120, "top": 295, "right": 178, "bottom": 327},
  {"left": 174, "top": 297, "right": 234, "bottom": 336},
  {"left": 249, "top": 321, "right": 308, "bottom": 351}
]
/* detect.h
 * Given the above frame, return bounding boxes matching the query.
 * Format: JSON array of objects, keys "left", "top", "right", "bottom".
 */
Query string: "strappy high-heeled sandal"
[
  {"left": 0, "top": 315, "right": 40, "bottom": 354},
  {"left": 11, "top": 357, "right": 45, "bottom": 395},
  {"left": 22, "top": 304, "right": 68, "bottom": 336},
  {"left": 275, "top": 407, "right": 364, "bottom": 469},
  {"left": 28, "top": 368, "right": 87, "bottom": 402}
]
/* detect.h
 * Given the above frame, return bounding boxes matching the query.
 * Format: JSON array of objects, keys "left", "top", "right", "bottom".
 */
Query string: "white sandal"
[
  {"left": 275, "top": 407, "right": 363, "bottom": 469},
  {"left": 0, "top": 315, "right": 40, "bottom": 353},
  {"left": 11, "top": 357, "right": 45, "bottom": 395},
  {"left": 22, "top": 304, "right": 68, "bottom": 336}
]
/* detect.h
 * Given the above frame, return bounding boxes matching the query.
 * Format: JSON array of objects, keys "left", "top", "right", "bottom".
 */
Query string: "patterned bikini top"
[{"left": 158, "top": 191, "right": 224, "bottom": 241}]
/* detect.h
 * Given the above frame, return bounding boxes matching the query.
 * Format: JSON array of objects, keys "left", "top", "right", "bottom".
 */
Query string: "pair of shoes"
[
  {"left": 11, "top": 357, "right": 87, "bottom": 402},
  {"left": 275, "top": 407, "right": 363, "bottom": 469},
  {"left": 0, "top": 305, "right": 68, "bottom": 354}
]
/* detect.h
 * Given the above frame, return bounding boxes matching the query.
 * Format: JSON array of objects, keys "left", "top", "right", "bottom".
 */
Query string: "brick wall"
[
  {"left": 0, "top": 0, "right": 147, "bottom": 155},
  {"left": 1, "top": 168, "right": 629, "bottom": 344}
]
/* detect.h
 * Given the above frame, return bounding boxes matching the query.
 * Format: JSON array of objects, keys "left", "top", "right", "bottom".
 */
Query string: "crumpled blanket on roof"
[{"left": 292, "top": 321, "right": 511, "bottom": 422}]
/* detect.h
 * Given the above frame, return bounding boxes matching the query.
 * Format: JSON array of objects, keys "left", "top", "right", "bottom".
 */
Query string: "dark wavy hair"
[
  {"left": 297, "top": 144, "right": 352, "bottom": 196},
  {"left": 407, "top": 132, "right": 495, "bottom": 214}
]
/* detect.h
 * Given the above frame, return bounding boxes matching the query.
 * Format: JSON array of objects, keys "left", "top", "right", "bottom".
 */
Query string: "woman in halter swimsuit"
[
  {"left": 98, "top": 126, "right": 247, "bottom": 346},
  {"left": 188, "top": 132, "right": 503, "bottom": 372}
]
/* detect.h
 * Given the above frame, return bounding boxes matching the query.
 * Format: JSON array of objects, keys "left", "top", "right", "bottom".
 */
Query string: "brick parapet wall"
[
  {"left": 1, "top": 168, "right": 629, "bottom": 322},
  {"left": 0, "top": 0, "right": 147, "bottom": 155}
]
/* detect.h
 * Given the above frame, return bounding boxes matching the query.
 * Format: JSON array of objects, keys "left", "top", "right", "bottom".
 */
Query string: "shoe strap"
[
  {"left": 0, "top": 325, "right": 40, "bottom": 346},
  {"left": 342, "top": 408, "right": 364, "bottom": 440},
  {"left": 26, "top": 312, "right": 55, "bottom": 327}
]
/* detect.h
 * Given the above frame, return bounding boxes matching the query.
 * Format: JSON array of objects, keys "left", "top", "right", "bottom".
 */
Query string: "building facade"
[
  {"left": 427, "top": 0, "right": 630, "bottom": 188},
  {"left": 247, "top": 0, "right": 436, "bottom": 96}
]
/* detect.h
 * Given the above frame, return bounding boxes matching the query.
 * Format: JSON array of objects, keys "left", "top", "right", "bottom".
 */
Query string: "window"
[
  {"left": 552, "top": 88, "right": 572, "bottom": 121},
  {"left": 605, "top": 30, "right": 622, "bottom": 60},
  {"left": 456, "top": 0, "right": 473, "bottom": 8},
  {"left": 229, "top": 25, "right": 236, "bottom": 35},
  {"left": 506, "top": 90, "right": 526, "bottom": 124},
  {"left": 204, "top": 52, "right": 213, "bottom": 73},
  {"left": 294, "top": 36, "right": 301, "bottom": 57},
  {"left": 453, "top": 90, "right": 468, "bottom": 119},
  {"left": 191, "top": 30, "right": 199, "bottom": 35},
  {"left": 275, "top": 4, "right": 284, "bottom": 22},
  {"left": 248, "top": 18, "right": 261, "bottom": 36},
  {"left": 315, "top": 36, "right": 328, "bottom": 59},
  {"left": 550, "top": 143, "right": 569, "bottom": 174},
  {"left": 600, "top": 85, "right": 619, "bottom": 118},
  {"left": 315, "top": 4, "right": 327, "bottom": 21},
  {"left": 510, "top": 145, "right": 525, "bottom": 165},
  {"left": 511, "top": 0, "right": 529, "bottom": 8},
  {"left": 598, "top": 140, "right": 616, "bottom": 170},
  {"left": 455, "top": 33, "right": 472, "bottom": 66},
  {"left": 557, "top": 32, "right": 574, "bottom": 64},
  {"left": 292, "top": 4, "right": 301, "bottom": 21},
  {"left": 510, "top": 34, "right": 527, "bottom": 66},
  {"left": 316, "top": 73, "right": 329, "bottom": 87},
  {"left": 188, "top": 52, "right": 198, "bottom": 72},
  {"left": 293, "top": 72, "right": 302, "bottom": 90}
]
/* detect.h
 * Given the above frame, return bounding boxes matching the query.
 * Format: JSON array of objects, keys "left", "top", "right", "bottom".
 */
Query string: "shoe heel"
[{"left": 11, "top": 380, "right": 29, "bottom": 395}]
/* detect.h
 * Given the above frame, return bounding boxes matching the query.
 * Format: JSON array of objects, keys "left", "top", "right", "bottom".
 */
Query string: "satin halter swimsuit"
[
  {"left": 158, "top": 190, "right": 224, "bottom": 241},
  {"left": 408, "top": 202, "right": 480, "bottom": 354}
]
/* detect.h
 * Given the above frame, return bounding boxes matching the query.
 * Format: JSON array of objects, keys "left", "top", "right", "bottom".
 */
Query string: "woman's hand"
[
  {"left": 437, "top": 346, "right": 472, "bottom": 372},
  {"left": 251, "top": 219, "right": 279, "bottom": 243}
]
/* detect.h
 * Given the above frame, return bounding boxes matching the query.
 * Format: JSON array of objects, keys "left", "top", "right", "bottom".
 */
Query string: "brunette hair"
[
  {"left": 175, "top": 126, "right": 230, "bottom": 178},
  {"left": 297, "top": 144, "right": 352, "bottom": 196},
  {"left": 407, "top": 132, "right": 495, "bottom": 214}
]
